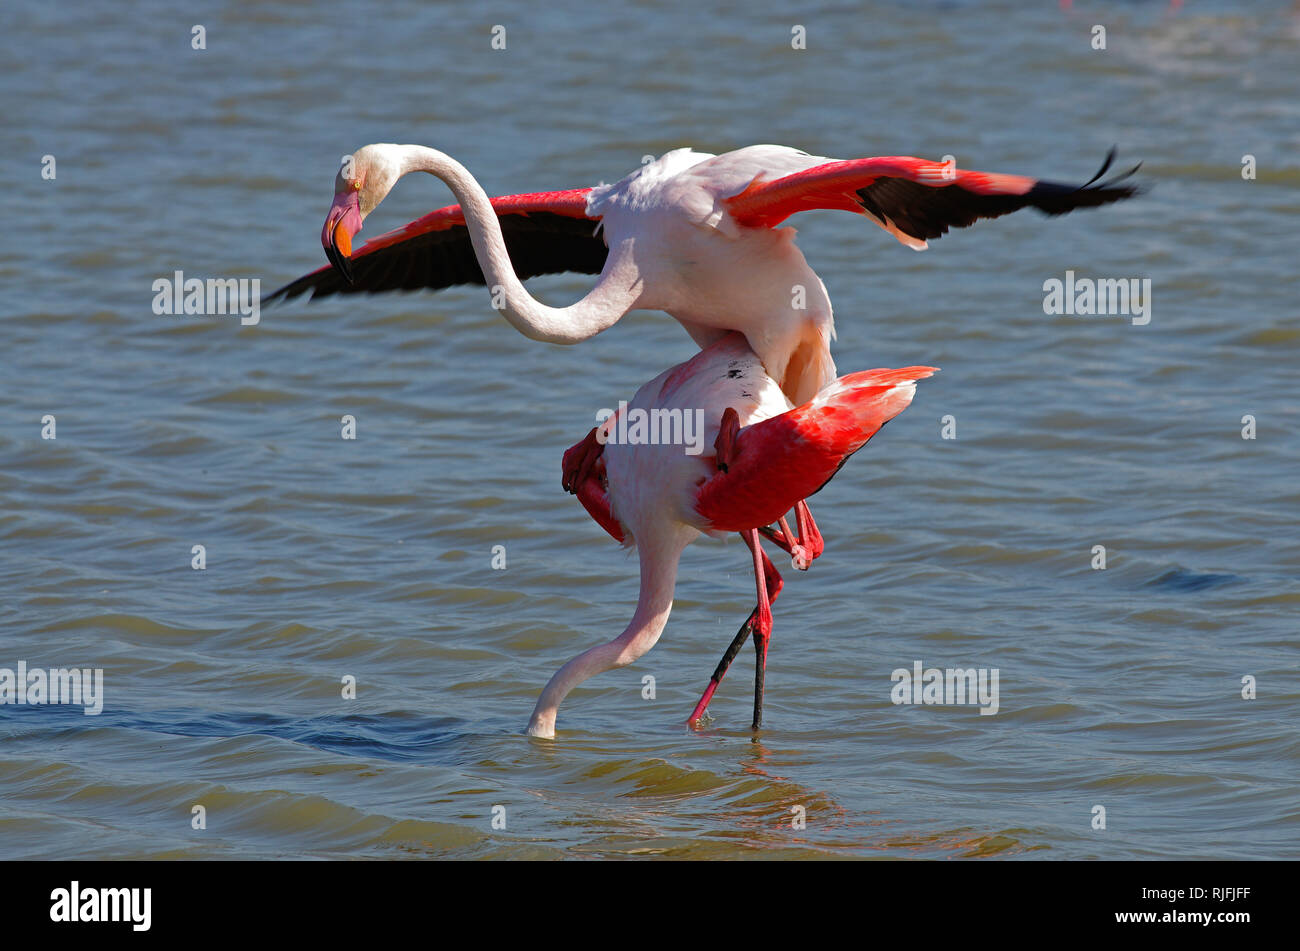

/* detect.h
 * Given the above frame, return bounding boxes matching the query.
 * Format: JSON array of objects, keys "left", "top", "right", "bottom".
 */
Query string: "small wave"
[{"left": 1146, "top": 568, "right": 1241, "bottom": 592}]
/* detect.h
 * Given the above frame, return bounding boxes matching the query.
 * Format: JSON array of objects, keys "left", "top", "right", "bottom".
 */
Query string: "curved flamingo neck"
[
  {"left": 526, "top": 533, "right": 688, "bottom": 737},
  {"left": 388, "top": 144, "right": 637, "bottom": 344}
]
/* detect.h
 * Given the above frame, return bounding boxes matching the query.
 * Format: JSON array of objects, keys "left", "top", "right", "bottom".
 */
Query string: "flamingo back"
[{"left": 600, "top": 334, "right": 791, "bottom": 545}]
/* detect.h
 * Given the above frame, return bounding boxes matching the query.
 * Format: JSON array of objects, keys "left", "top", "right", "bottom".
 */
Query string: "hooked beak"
[{"left": 321, "top": 190, "right": 362, "bottom": 284}]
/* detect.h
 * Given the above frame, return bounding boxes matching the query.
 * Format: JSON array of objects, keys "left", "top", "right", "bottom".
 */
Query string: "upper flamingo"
[
  {"left": 267, "top": 143, "right": 1136, "bottom": 404},
  {"left": 527, "top": 332, "right": 935, "bottom": 738}
]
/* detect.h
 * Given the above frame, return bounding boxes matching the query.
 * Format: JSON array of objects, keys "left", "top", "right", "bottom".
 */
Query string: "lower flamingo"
[{"left": 525, "top": 333, "right": 935, "bottom": 737}]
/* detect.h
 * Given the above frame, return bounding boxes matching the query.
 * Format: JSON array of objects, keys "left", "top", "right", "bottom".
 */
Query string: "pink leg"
[
  {"left": 748, "top": 528, "right": 774, "bottom": 730},
  {"left": 758, "top": 500, "right": 825, "bottom": 570},
  {"left": 792, "top": 499, "right": 824, "bottom": 564},
  {"left": 688, "top": 529, "right": 783, "bottom": 729}
]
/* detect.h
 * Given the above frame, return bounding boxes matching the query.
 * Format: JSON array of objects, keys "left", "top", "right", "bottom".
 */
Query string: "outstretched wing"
[
  {"left": 722, "top": 150, "right": 1141, "bottom": 249},
  {"left": 265, "top": 188, "right": 607, "bottom": 305}
]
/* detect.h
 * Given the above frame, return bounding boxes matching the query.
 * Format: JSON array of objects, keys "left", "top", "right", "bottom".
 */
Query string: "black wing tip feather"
[
  {"left": 262, "top": 274, "right": 325, "bottom": 307},
  {"left": 1026, "top": 147, "right": 1146, "bottom": 215},
  {"left": 261, "top": 211, "right": 607, "bottom": 308},
  {"left": 262, "top": 267, "right": 410, "bottom": 308},
  {"left": 853, "top": 147, "right": 1146, "bottom": 243}
]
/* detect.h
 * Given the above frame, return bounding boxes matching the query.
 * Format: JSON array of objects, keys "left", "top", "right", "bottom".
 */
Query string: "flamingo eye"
[{"left": 349, "top": 179, "right": 362, "bottom": 192}]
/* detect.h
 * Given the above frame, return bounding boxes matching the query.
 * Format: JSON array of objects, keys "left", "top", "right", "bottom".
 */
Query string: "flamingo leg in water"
[
  {"left": 689, "top": 406, "right": 801, "bottom": 728},
  {"left": 747, "top": 528, "right": 773, "bottom": 730},
  {"left": 751, "top": 626, "right": 766, "bottom": 729},
  {"left": 687, "top": 529, "right": 783, "bottom": 729},
  {"left": 687, "top": 617, "right": 752, "bottom": 728}
]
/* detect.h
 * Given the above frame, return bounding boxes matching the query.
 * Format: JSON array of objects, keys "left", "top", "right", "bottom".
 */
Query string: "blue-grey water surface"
[{"left": 2, "top": 0, "right": 1298, "bottom": 859}]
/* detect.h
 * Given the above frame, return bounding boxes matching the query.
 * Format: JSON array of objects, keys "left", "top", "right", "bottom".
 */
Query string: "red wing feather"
[
  {"left": 723, "top": 151, "right": 1140, "bottom": 242},
  {"left": 696, "top": 367, "right": 937, "bottom": 531}
]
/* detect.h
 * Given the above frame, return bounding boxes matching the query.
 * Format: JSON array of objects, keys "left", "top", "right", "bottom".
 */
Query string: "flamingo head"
[{"left": 322, "top": 145, "right": 400, "bottom": 284}]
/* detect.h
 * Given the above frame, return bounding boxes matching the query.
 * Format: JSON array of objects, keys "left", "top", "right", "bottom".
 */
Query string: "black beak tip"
[{"left": 325, "top": 243, "right": 355, "bottom": 285}]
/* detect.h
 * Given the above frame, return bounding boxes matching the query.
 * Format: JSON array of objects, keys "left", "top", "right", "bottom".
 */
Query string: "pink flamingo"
[
  {"left": 268, "top": 143, "right": 1134, "bottom": 406},
  {"left": 268, "top": 145, "right": 1129, "bottom": 567},
  {"left": 526, "top": 332, "right": 935, "bottom": 738}
]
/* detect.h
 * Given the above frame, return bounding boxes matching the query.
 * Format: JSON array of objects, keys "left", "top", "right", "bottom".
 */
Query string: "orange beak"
[
  {"left": 333, "top": 218, "right": 353, "bottom": 258},
  {"left": 321, "top": 190, "right": 362, "bottom": 284}
]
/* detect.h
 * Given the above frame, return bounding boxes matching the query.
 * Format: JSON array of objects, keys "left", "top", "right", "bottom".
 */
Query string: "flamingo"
[
  {"left": 267, "top": 143, "right": 1137, "bottom": 407},
  {"left": 525, "top": 331, "right": 935, "bottom": 738}
]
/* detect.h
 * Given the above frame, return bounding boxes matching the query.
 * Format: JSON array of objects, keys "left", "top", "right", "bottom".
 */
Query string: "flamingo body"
[
  {"left": 526, "top": 332, "right": 935, "bottom": 737},
  {"left": 268, "top": 143, "right": 1135, "bottom": 403}
]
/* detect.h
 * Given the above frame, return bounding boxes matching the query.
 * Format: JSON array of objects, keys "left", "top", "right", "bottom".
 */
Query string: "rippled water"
[{"left": 3, "top": 1, "right": 1297, "bottom": 859}]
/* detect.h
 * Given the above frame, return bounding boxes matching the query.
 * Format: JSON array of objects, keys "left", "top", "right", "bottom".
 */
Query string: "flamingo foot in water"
[{"left": 688, "top": 529, "right": 782, "bottom": 730}]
